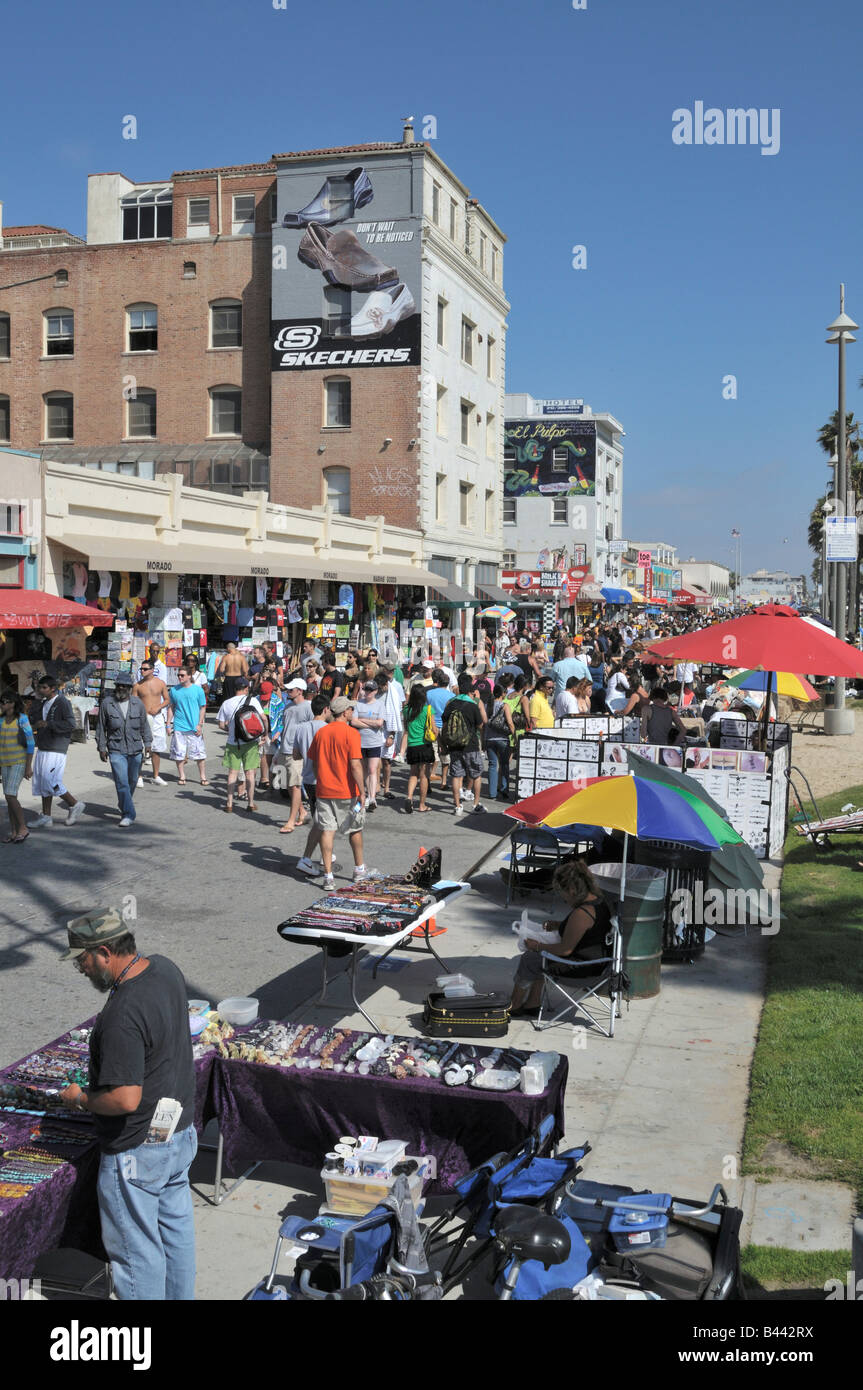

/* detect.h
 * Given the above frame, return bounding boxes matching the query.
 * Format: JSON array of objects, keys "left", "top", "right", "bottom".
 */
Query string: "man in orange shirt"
[{"left": 295, "top": 697, "right": 372, "bottom": 889}]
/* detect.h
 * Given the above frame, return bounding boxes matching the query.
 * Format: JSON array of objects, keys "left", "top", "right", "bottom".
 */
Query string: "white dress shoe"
[{"left": 350, "top": 283, "right": 415, "bottom": 338}]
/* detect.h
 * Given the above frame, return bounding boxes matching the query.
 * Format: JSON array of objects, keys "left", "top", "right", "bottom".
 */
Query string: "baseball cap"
[
  {"left": 363, "top": 680, "right": 379, "bottom": 692},
  {"left": 234, "top": 675, "right": 250, "bottom": 688},
  {"left": 60, "top": 908, "right": 126, "bottom": 962},
  {"left": 422, "top": 659, "right": 435, "bottom": 670},
  {"left": 285, "top": 678, "right": 307, "bottom": 691},
  {"left": 329, "top": 696, "right": 355, "bottom": 715}
]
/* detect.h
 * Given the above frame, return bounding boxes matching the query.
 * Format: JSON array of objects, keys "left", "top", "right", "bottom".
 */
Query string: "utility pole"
[{"left": 825, "top": 285, "right": 858, "bottom": 734}]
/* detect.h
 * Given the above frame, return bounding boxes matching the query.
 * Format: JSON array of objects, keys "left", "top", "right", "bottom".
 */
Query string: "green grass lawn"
[
  {"left": 741, "top": 1244, "right": 850, "bottom": 1294},
  {"left": 743, "top": 784, "right": 863, "bottom": 1202}
]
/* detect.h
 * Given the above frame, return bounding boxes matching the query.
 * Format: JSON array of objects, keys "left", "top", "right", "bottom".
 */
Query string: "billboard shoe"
[
  {"left": 350, "top": 283, "right": 416, "bottom": 337},
  {"left": 298, "top": 223, "right": 398, "bottom": 291},
  {"left": 282, "top": 167, "right": 373, "bottom": 228}
]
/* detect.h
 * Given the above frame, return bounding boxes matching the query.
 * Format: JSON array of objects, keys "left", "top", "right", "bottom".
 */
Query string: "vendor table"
[
  {"left": 204, "top": 1027, "right": 568, "bottom": 1200},
  {"left": 277, "top": 881, "right": 469, "bottom": 1031}
]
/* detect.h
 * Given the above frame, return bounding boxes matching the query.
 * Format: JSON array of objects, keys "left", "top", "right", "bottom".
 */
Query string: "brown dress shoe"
[{"left": 298, "top": 222, "right": 398, "bottom": 291}]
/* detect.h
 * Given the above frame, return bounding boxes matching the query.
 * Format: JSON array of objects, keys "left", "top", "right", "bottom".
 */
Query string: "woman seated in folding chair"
[{"left": 510, "top": 860, "right": 611, "bottom": 1020}]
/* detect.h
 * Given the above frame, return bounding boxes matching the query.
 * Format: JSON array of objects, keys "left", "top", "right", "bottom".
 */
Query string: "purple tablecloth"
[
  {"left": 0, "top": 1024, "right": 218, "bottom": 1282},
  {"left": 211, "top": 1050, "right": 568, "bottom": 1193}
]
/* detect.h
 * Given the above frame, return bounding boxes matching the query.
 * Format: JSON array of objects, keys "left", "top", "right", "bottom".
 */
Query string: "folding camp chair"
[
  {"left": 247, "top": 1205, "right": 400, "bottom": 1301},
  {"left": 504, "top": 826, "right": 564, "bottom": 905},
  {"left": 534, "top": 913, "right": 627, "bottom": 1037}
]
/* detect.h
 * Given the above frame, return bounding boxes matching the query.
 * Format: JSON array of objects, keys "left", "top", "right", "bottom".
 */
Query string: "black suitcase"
[{"left": 422, "top": 991, "right": 511, "bottom": 1038}]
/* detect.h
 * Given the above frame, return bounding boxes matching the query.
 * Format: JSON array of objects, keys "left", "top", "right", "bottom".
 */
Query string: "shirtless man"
[
  {"left": 216, "top": 642, "right": 249, "bottom": 699},
  {"left": 132, "top": 661, "right": 171, "bottom": 785}
]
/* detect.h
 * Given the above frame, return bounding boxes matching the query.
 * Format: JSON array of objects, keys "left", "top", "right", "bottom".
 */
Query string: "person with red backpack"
[{"left": 217, "top": 675, "right": 268, "bottom": 813}]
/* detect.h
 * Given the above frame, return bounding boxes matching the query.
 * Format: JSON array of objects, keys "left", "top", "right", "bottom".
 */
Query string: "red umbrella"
[
  {"left": 0, "top": 589, "right": 114, "bottom": 630},
  {"left": 645, "top": 607, "right": 863, "bottom": 678}
]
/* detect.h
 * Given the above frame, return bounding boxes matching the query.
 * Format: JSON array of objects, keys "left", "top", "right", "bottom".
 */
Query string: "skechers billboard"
[
  {"left": 271, "top": 154, "right": 422, "bottom": 370},
  {"left": 504, "top": 419, "right": 597, "bottom": 496}
]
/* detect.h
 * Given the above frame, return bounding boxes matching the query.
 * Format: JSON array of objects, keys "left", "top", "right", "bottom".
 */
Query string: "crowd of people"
[{"left": 1, "top": 613, "right": 778, "bottom": 852}]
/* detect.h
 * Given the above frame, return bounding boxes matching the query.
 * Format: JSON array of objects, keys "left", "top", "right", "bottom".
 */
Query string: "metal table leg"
[
  {"left": 349, "top": 946, "right": 380, "bottom": 1032},
  {"left": 198, "top": 1128, "right": 261, "bottom": 1207},
  {"left": 372, "top": 922, "right": 452, "bottom": 978}
]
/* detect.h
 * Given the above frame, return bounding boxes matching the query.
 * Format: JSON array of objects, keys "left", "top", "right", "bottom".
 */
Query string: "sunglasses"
[{"left": 73, "top": 950, "right": 94, "bottom": 973}]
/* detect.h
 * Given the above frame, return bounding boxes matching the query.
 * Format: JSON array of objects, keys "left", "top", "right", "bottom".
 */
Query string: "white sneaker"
[
  {"left": 30, "top": 814, "right": 52, "bottom": 828},
  {"left": 350, "top": 283, "right": 416, "bottom": 338},
  {"left": 453, "top": 804, "right": 464, "bottom": 816},
  {"left": 463, "top": 789, "right": 474, "bottom": 802},
  {"left": 152, "top": 776, "right": 167, "bottom": 786},
  {"left": 297, "top": 857, "right": 319, "bottom": 877},
  {"left": 322, "top": 874, "right": 335, "bottom": 890},
  {"left": 66, "top": 801, "right": 86, "bottom": 826},
  {"left": 137, "top": 777, "right": 144, "bottom": 788},
  {"left": 118, "top": 817, "right": 133, "bottom": 827}
]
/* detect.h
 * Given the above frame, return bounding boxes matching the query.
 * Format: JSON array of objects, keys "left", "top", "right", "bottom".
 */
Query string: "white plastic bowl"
[
  {"left": 217, "top": 997, "right": 258, "bottom": 1026},
  {"left": 188, "top": 999, "right": 210, "bottom": 1015}
]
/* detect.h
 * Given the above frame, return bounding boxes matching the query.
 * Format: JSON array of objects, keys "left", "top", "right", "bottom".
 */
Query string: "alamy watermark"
[
  {"left": 672, "top": 103, "right": 780, "bottom": 156},
  {"left": 671, "top": 885, "right": 780, "bottom": 935}
]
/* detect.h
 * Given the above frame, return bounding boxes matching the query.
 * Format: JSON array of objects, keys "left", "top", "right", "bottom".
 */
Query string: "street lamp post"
[{"left": 824, "top": 286, "right": 858, "bottom": 736}]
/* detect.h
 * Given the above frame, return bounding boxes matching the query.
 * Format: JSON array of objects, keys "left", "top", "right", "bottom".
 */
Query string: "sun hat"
[
  {"left": 60, "top": 908, "right": 126, "bottom": 962},
  {"left": 329, "top": 696, "right": 356, "bottom": 716}
]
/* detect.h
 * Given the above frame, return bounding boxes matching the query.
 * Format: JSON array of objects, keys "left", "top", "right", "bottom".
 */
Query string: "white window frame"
[
  {"left": 232, "top": 193, "right": 256, "bottom": 236},
  {"left": 460, "top": 398, "right": 473, "bottom": 448},
  {"left": 209, "top": 386, "right": 242, "bottom": 437},
  {"left": 44, "top": 308, "right": 74, "bottom": 357},
  {"left": 486, "top": 335, "right": 496, "bottom": 381},
  {"left": 503, "top": 497, "right": 517, "bottom": 525},
  {"left": 432, "top": 181, "right": 441, "bottom": 225},
  {"left": 323, "top": 466, "right": 351, "bottom": 515},
  {"left": 449, "top": 198, "right": 457, "bottom": 241},
  {"left": 459, "top": 482, "right": 474, "bottom": 529},
  {"left": 436, "top": 297, "right": 447, "bottom": 349},
  {"left": 126, "top": 303, "right": 158, "bottom": 353},
  {"left": 323, "top": 376, "right": 351, "bottom": 429},
  {"left": 551, "top": 447, "right": 570, "bottom": 473},
  {"left": 187, "top": 197, "right": 210, "bottom": 238},
  {"left": 435, "top": 473, "right": 446, "bottom": 523},
  {"left": 460, "top": 317, "right": 474, "bottom": 367},
  {"left": 44, "top": 391, "right": 73, "bottom": 441},
  {"left": 484, "top": 488, "right": 494, "bottom": 534},
  {"left": 502, "top": 549, "right": 516, "bottom": 568},
  {"left": 551, "top": 497, "right": 568, "bottom": 524},
  {"left": 486, "top": 412, "right": 496, "bottom": 460},
  {"left": 436, "top": 384, "right": 447, "bottom": 436}
]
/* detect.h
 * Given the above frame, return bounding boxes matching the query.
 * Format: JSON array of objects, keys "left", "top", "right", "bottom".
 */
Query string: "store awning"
[
  {"left": 427, "top": 581, "right": 482, "bottom": 609},
  {"left": 600, "top": 587, "right": 633, "bottom": 605},
  {"left": 673, "top": 586, "right": 713, "bottom": 607},
  {"left": 578, "top": 582, "right": 606, "bottom": 603},
  {"left": 476, "top": 582, "right": 512, "bottom": 605},
  {"left": 626, "top": 586, "right": 648, "bottom": 604},
  {"left": 0, "top": 588, "right": 114, "bottom": 629},
  {"left": 53, "top": 534, "right": 438, "bottom": 587}
]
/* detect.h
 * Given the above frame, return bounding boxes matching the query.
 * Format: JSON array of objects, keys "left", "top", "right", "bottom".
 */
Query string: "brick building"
[{"left": 0, "top": 125, "right": 508, "bottom": 589}]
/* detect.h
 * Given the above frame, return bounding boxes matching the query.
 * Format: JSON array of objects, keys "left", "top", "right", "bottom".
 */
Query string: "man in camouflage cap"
[{"left": 60, "top": 908, "right": 197, "bottom": 1300}]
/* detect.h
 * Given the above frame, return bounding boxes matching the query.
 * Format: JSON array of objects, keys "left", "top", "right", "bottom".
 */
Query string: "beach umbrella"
[
  {"left": 506, "top": 773, "right": 743, "bottom": 903},
  {"left": 0, "top": 589, "right": 114, "bottom": 629},
  {"left": 478, "top": 606, "right": 516, "bottom": 623},
  {"left": 726, "top": 669, "right": 819, "bottom": 702},
  {"left": 644, "top": 607, "right": 863, "bottom": 677}
]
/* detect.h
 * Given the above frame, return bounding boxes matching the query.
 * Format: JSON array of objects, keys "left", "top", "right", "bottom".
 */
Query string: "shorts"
[
  {"left": 223, "top": 742, "right": 261, "bottom": 771},
  {"left": 315, "top": 797, "right": 366, "bottom": 835},
  {"left": 449, "top": 749, "right": 483, "bottom": 781},
  {"left": 286, "top": 755, "right": 304, "bottom": 789},
  {"left": 32, "top": 750, "right": 68, "bottom": 797},
  {"left": 223, "top": 675, "right": 244, "bottom": 699},
  {"left": 147, "top": 710, "right": 168, "bottom": 754},
  {"left": 381, "top": 730, "right": 399, "bottom": 761},
  {"left": 361, "top": 745, "right": 383, "bottom": 760},
  {"left": 0, "top": 760, "right": 26, "bottom": 797},
  {"left": 405, "top": 743, "right": 435, "bottom": 766},
  {"left": 170, "top": 730, "right": 206, "bottom": 762}
]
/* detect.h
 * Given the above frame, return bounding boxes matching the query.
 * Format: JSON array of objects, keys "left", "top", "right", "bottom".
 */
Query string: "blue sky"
[{"left": 3, "top": 0, "right": 860, "bottom": 583}]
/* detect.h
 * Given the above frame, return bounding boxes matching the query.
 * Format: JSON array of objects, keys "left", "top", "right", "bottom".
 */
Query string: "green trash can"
[{"left": 590, "top": 862, "right": 668, "bottom": 999}]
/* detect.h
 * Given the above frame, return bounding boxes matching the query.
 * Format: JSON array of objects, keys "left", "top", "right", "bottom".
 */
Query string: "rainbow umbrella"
[
  {"left": 727, "top": 669, "right": 819, "bottom": 702},
  {"left": 478, "top": 605, "right": 517, "bottom": 622},
  {"left": 506, "top": 773, "right": 742, "bottom": 903}
]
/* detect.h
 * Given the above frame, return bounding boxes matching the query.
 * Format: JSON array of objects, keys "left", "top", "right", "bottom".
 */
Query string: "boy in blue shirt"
[{"left": 167, "top": 666, "right": 208, "bottom": 786}]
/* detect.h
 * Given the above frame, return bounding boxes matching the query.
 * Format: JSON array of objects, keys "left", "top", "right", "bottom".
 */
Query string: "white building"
[
  {"left": 738, "top": 569, "right": 805, "bottom": 605},
  {"left": 502, "top": 394, "right": 624, "bottom": 586},
  {"left": 679, "top": 559, "right": 732, "bottom": 602}
]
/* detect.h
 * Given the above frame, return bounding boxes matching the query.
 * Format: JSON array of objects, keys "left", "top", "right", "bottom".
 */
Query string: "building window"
[
  {"left": 183, "top": 261, "right": 197, "bottom": 278},
  {"left": 232, "top": 194, "right": 256, "bottom": 234},
  {"left": 503, "top": 550, "right": 516, "bottom": 568},
  {"left": 504, "top": 443, "right": 516, "bottom": 466},
  {"left": 503, "top": 497, "right": 517, "bottom": 525},
  {"left": 210, "top": 387, "right": 241, "bottom": 436},
  {"left": 187, "top": 197, "right": 210, "bottom": 236},
  {"left": 324, "top": 377, "right": 351, "bottom": 428},
  {"left": 479, "top": 232, "right": 487, "bottom": 272},
  {"left": 449, "top": 198, "right": 457, "bottom": 241},
  {"left": 44, "top": 391, "right": 73, "bottom": 440},
  {"left": 491, "top": 245, "right": 500, "bottom": 282},
  {"left": 127, "top": 304, "right": 158, "bottom": 352},
  {"left": 127, "top": 388, "right": 157, "bottom": 438},
  {"left": 486, "top": 413, "right": 497, "bottom": 460},
  {"left": 459, "top": 482, "right": 474, "bottom": 529},
  {"left": 552, "top": 447, "right": 570, "bottom": 473},
  {"left": 270, "top": 191, "right": 278, "bottom": 223},
  {"left": 0, "top": 395, "right": 9, "bottom": 442},
  {"left": 323, "top": 286, "right": 351, "bottom": 337},
  {"left": 436, "top": 297, "right": 447, "bottom": 348},
  {"left": 552, "top": 497, "right": 568, "bottom": 524},
  {"left": 0, "top": 314, "right": 9, "bottom": 358},
  {"left": 460, "top": 399, "right": 473, "bottom": 447},
  {"left": 435, "top": 473, "right": 446, "bottom": 523},
  {"left": 121, "top": 186, "right": 172, "bottom": 241},
  {"left": 432, "top": 181, "right": 441, "bottom": 225},
  {"left": 211, "top": 299, "right": 242, "bottom": 348},
  {"left": 436, "top": 384, "right": 447, "bottom": 435},
  {"left": 484, "top": 489, "right": 494, "bottom": 533},
  {"left": 323, "top": 466, "right": 351, "bottom": 515},
  {"left": 486, "top": 335, "right": 495, "bottom": 380},
  {"left": 461, "top": 317, "right": 474, "bottom": 366},
  {"left": 45, "top": 309, "right": 74, "bottom": 356}
]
